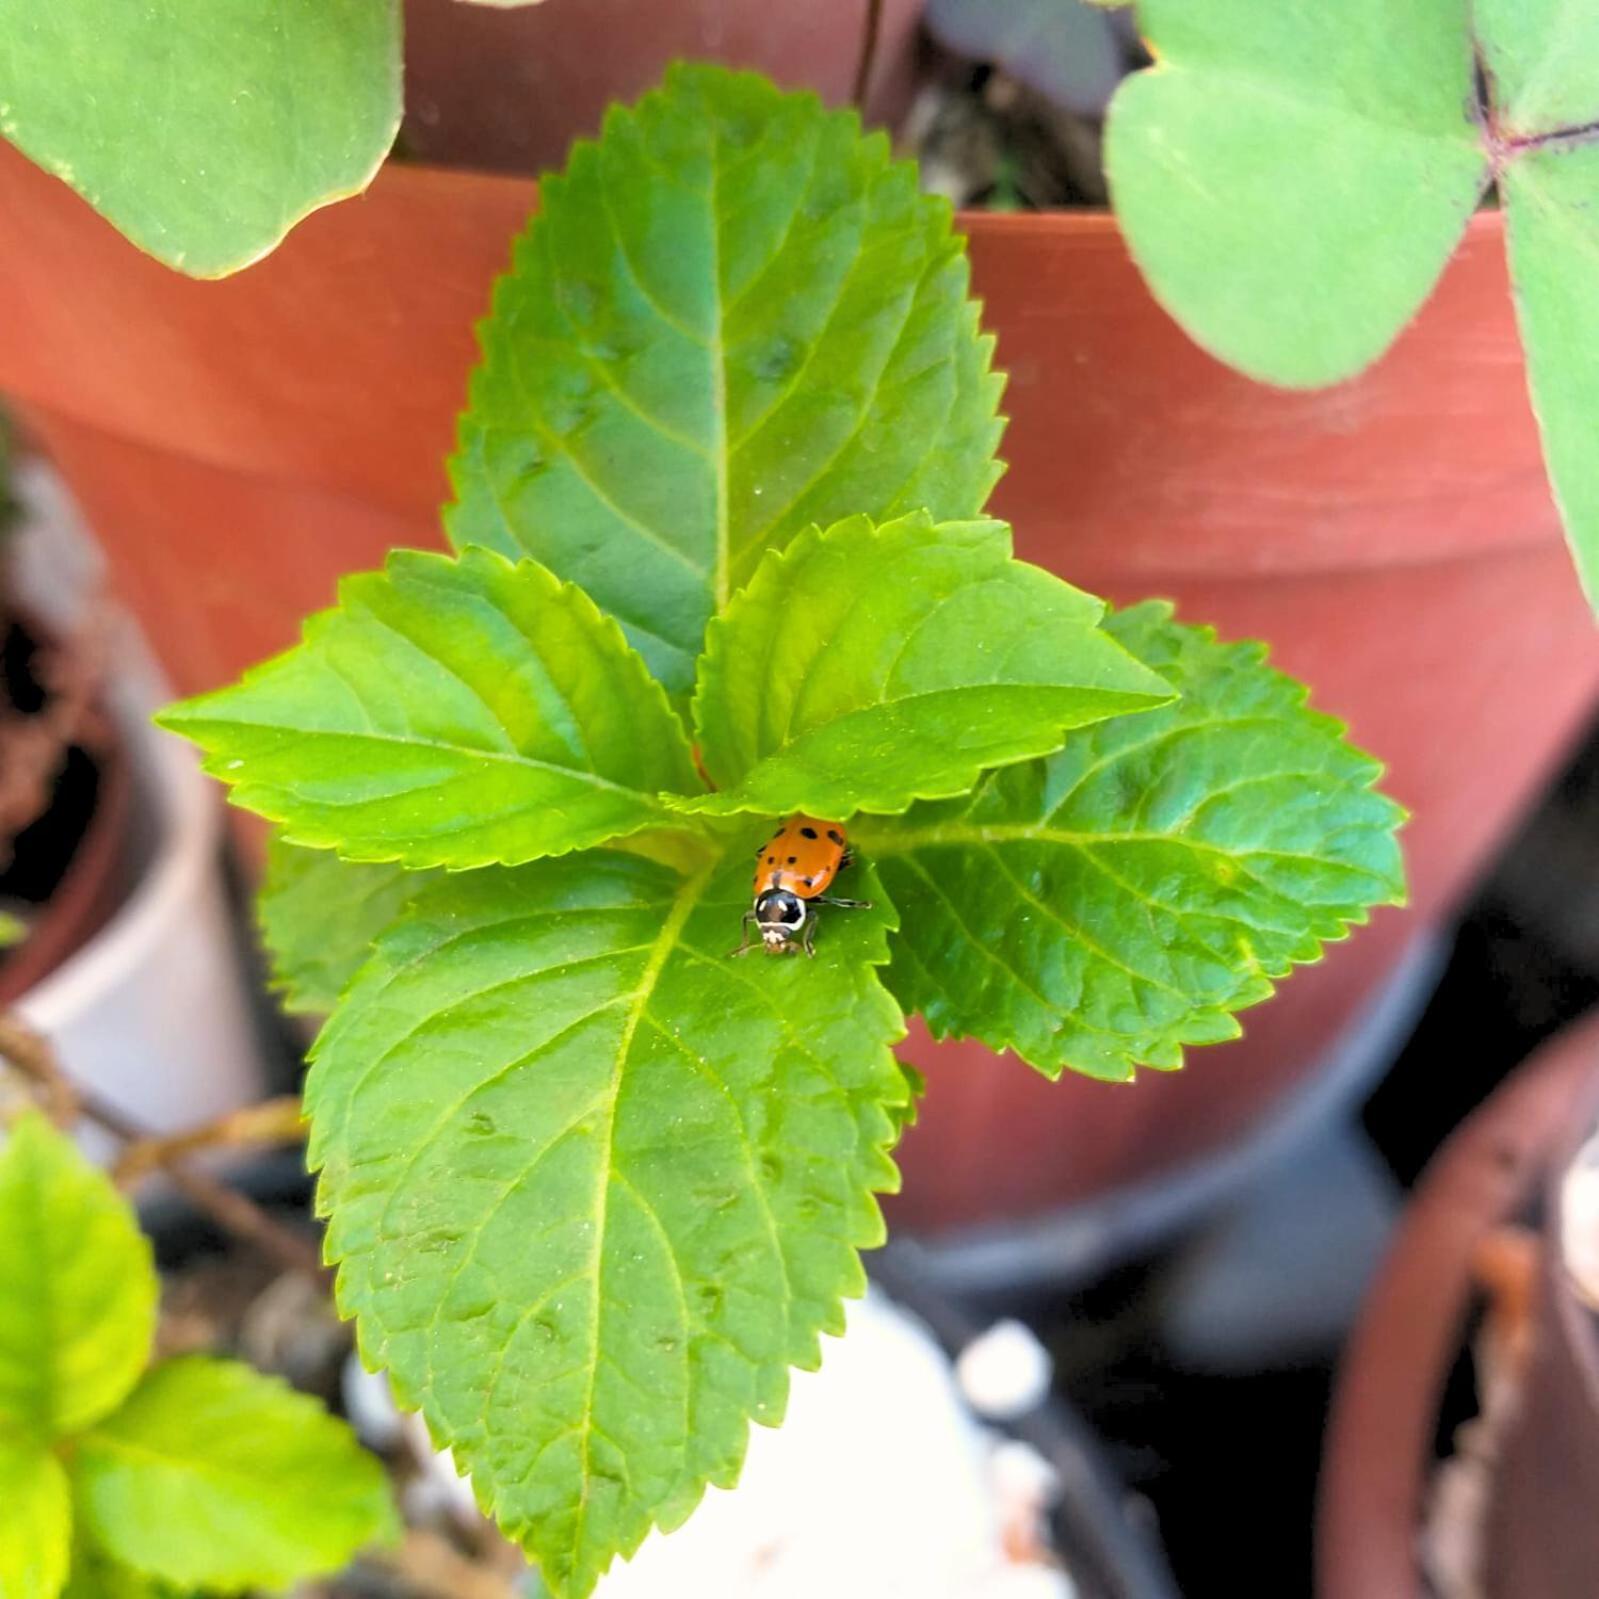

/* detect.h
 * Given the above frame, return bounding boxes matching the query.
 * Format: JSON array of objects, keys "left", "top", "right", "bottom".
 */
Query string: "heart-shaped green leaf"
[
  {"left": 0, "top": 1434, "right": 70, "bottom": 1599},
  {"left": 159, "top": 548, "right": 701, "bottom": 869},
  {"left": 75, "top": 1356, "right": 398, "bottom": 1591},
  {"left": 308, "top": 849, "right": 906, "bottom": 1596},
  {"left": 257, "top": 835, "right": 435, "bottom": 1015},
  {"left": 0, "top": 0, "right": 401, "bottom": 276},
  {"left": 1475, "top": 0, "right": 1599, "bottom": 134},
  {"left": 679, "top": 513, "right": 1172, "bottom": 819},
  {"left": 1105, "top": 0, "right": 1488, "bottom": 384},
  {"left": 858, "top": 602, "right": 1405, "bottom": 1081},
  {"left": 1476, "top": 1, "right": 1599, "bottom": 610},
  {"left": 0, "top": 1114, "right": 157, "bottom": 1441},
  {"left": 447, "top": 63, "right": 1004, "bottom": 696},
  {"left": 1501, "top": 143, "right": 1599, "bottom": 607}
]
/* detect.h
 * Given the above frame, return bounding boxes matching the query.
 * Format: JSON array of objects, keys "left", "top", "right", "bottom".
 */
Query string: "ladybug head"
[{"left": 754, "top": 888, "right": 806, "bottom": 950}]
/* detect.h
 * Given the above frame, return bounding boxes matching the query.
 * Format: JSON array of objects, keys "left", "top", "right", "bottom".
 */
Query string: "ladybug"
[{"left": 732, "top": 814, "right": 870, "bottom": 957}]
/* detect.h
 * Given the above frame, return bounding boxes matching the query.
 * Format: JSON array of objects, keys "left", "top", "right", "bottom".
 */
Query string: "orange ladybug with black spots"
[{"left": 732, "top": 814, "right": 871, "bottom": 957}]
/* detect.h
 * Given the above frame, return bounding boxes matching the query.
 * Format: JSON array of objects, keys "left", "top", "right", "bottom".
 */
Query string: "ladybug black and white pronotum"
[{"left": 731, "top": 814, "right": 870, "bottom": 957}]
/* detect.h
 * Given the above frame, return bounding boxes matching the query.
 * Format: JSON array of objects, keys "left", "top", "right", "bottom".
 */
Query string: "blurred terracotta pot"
[
  {"left": 0, "top": 126, "right": 1594, "bottom": 1233},
  {"left": 400, "top": 0, "right": 924, "bottom": 174},
  {"left": 1319, "top": 1009, "right": 1599, "bottom": 1599}
]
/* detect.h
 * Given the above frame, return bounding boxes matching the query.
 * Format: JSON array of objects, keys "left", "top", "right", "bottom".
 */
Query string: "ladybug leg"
[
  {"left": 816, "top": 894, "right": 871, "bottom": 910},
  {"left": 839, "top": 849, "right": 856, "bottom": 871},
  {"left": 802, "top": 916, "right": 818, "bottom": 958},
  {"left": 729, "top": 911, "right": 759, "bottom": 958}
]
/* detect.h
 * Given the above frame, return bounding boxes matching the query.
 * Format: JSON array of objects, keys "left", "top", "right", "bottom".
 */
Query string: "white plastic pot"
[{"left": 10, "top": 464, "right": 271, "bottom": 1157}]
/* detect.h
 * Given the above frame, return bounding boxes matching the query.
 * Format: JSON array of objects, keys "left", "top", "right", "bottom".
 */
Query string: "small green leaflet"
[
  {"left": 0, "top": 0, "right": 400, "bottom": 276},
  {"left": 1477, "top": 0, "right": 1599, "bottom": 609},
  {"left": 446, "top": 63, "right": 1004, "bottom": 696},
  {"left": 75, "top": 1356, "right": 399, "bottom": 1591},
  {"left": 1105, "top": 0, "right": 1487, "bottom": 386},
  {"left": 0, "top": 1114, "right": 157, "bottom": 1441},
  {"left": 257, "top": 835, "right": 434, "bottom": 1015},
  {"left": 159, "top": 548, "right": 701, "bottom": 870},
  {"left": 1502, "top": 143, "right": 1599, "bottom": 606},
  {"left": 681, "top": 513, "right": 1172, "bottom": 819},
  {"left": 308, "top": 850, "right": 907, "bottom": 1596},
  {"left": 1474, "top": 0, "right": 1599, "bottom": 133},
  {"left": 0, "top": 1433, "right": 70, "bottom": 1599},
  {"left": 858, "top": 603, "right": 1405, "bottom": 1081}
]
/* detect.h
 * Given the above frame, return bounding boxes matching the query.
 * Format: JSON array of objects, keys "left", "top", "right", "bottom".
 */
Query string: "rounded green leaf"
[
  {"left": 446, "top": 63, "right": 1004, "bottom": 696},
  {"left": 0, "top": 0, "right": 402, "bottom": 277},
  {"left": 0, "top": 1435, "right": 70, "bottom": 1599},
  {"left": 75, "top": 1356, "right": 398, "bottom": 1592},
  {"left": 0, "top": 1114, "right": 157, "bottom": 1440},
  {"left": 1105, "top": 0, "right": 1488, "bottom": 385},
  {"left": 680, "top": 513, "right": 1172, "bottom": 819},
  {"left": 307, "top": 849, "right": 907, "bottom": 1596},
  {"left": 159, "top": 548, "right": 701, "bottom": 870},
  {"left": 859, "top": 602, "right": 1405, "bottom": 1081},
  {"left": 1476, "top": 0, "right": 1599, "bottom": 135},
  {"left": 1500, "top": 144, "right": 1599, "bottom": 609}
]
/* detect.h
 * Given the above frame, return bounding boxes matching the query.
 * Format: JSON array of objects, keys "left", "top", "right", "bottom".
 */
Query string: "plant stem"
[
  {"left": 0, "top": 1012, "right": 325, "bottom": 1280},
  {"left": 852, "top": 0, "right": 885, "bottom": 111},
  {"left": 113, "top": 1095, "right": 306, "bottom": 1185}
]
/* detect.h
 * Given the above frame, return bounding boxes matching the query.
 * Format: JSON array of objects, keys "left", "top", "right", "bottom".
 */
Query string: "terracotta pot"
[
  {"left": 1318, "top": 1008, "right": 1599, "bottom": 1599},
  {"left": 1483, "top": 1067, "right": 1599, "bottom": 1595},
  {"left": 0, "top": 136, "right": 1595, "bottom": 1234},
  {"left": 401, "top": 0, "right": 925, "bottom": 175}
]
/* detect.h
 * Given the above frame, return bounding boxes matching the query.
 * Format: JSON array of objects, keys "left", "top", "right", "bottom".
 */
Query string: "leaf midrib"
[{"left": 568, "top": 861, "right": 716, "bottom": 1574}]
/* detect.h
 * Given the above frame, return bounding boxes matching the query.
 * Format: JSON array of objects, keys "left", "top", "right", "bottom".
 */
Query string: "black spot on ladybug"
[
  {"left": 800, "top": 826, "right": 819, "bottom": 839},
  {"left": 766, "top": 855, "right": 776, "bottom": 864},
  {"left": 787, "top": 855, "right": 797, "bottom": 864},
  {"left": 827, "top": 829, "right": 844, "bottom": 845},
  {"left": 803, "top": 876, "right": 815, "bottom": 887}
]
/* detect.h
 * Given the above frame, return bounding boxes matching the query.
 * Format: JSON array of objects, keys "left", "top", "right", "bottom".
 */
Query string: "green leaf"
[
  {"left": 0, "top": 910, "right": 25, "bottom": 950},
  {"left": 1501, "top": 143, "right": 1599, "bottom": 608},
  {"left": 1104, "top": 0, "right": 1487, "bottom": 384},
  {"left": 446, "top": 62, "right": 1004, "bottom": 697},
  {"left": 0, "top": 1115, "right": 157, "bottom": 1440},
  {"left": 257, "top": 835, "right": 433, "bottom": 1015},
  {"left": 60, "top": 1544, "right": 166, "bottom": 1599},
  {"left": 1475, "top": 0, "right": 1599, "bottom": 134},
  {"left": 74, "top": 1356, "right": 397, "bottom": 1592},
  {"left": 857, "top": 603, "right": 1405, "bottom": 1082},
  {"left": 159, "top": 548, "right": 701, "bottom": 870},
  {"left": 308, "top": 848, "right": 906, "bottom": 1597},
  {"left": 0, "top": 0, "right": 401, "bottom": 277},
  {"left": 679, "top": 514, "right": 1172, "bottom": 819},
  {"left": 1479, "top": 0, "right": 1599, "bottom": 612},
  {"left": 0, "top": 1434, "right": 70, "bottom": 1599}
]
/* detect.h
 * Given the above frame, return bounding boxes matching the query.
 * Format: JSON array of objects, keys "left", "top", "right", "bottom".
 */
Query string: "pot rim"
[
  {"left": 374, "top": 155, "right": 1516, "bottom": 251},
  {"left": 1316, "top": 1007, "right": 1599, "bottom": 1599}
]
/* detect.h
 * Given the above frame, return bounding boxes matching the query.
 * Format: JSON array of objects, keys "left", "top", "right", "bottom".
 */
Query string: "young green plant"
[
  {"left": 0, "top": 1113, "right": 396, "bottom": 1599},
  {"left": 161, "top": 65, "right": 1404, "bottom": 1598}
]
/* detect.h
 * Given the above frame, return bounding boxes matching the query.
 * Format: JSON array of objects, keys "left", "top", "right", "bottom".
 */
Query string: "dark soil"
[{"left": 0, "top": 608, "right": 108, "bottom": 967}]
